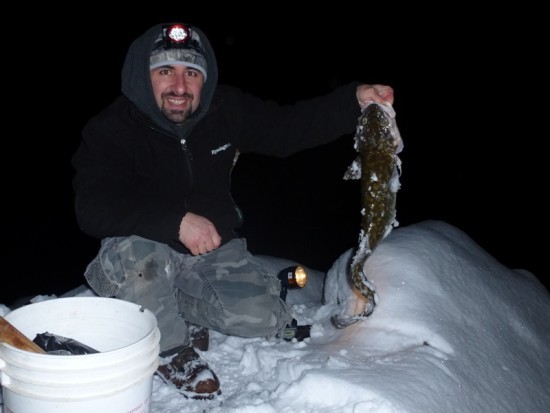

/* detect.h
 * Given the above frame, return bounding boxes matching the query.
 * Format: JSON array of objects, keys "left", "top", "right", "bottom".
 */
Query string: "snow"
[{"left": 1, "top": 220, "right": 549, "bottom": 412}]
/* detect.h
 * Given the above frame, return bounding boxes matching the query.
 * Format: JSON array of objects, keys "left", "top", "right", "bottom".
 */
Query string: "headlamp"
[
  {"left": 158, "top": 24, "right": 205, "bottom": 55},
  {"left": 161, "top": 24, "right": 191, "bottom": 48}
]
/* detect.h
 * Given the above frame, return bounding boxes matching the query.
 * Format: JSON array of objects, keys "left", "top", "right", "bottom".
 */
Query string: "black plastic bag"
[{"left": 33, "top": 332, "right": 99, "bottom": 355}]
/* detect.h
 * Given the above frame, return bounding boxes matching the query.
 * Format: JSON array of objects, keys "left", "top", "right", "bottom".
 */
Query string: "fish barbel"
[{"left": 331, "top": 102, "right": 403, "bottom": 328}]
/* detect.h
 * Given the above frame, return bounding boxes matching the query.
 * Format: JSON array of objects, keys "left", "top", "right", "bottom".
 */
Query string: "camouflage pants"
[{"left": 84, "top": 236, "right": 292, "bottom": 352}]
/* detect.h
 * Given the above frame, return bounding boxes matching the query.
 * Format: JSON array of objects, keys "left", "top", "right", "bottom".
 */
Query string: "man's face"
[{"left": 150, "top": 65, "right": 204, "bottom": 124}]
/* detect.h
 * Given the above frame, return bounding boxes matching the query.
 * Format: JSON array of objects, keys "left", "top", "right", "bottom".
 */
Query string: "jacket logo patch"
[{"left": 211, "top": 143, "right": 231, "bottom": 155}]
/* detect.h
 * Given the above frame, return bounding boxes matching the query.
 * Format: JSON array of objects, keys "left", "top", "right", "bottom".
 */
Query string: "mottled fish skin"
[{"left": 331, "top": 102, "right": 403, "bottom": 328}]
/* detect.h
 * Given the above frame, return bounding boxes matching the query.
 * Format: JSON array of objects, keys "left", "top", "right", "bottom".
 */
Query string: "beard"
[
  {"left": 162, "top": 106, "right": 193, "bottom": 123},
  {"left": 160, "top": 92, "right": 195, "bottom": 124}
]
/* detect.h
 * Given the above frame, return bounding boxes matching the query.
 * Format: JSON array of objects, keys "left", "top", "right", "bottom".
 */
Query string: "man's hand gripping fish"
[{"left": 331, "top": 102, "right": 403, "bottom": 329}]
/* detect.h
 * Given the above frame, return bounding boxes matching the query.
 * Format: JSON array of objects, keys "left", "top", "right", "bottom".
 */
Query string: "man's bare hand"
[
  {"left": 179, "top": 212, "right": 222, "bottom": 255},
  {"left": 356, "top": 84, "right": 394, "bottom": 107}
]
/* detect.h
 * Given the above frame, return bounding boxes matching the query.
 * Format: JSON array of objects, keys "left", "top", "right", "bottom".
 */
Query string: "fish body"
[{"left": 331, "top": 102, "right": 403, "bottom": 328}]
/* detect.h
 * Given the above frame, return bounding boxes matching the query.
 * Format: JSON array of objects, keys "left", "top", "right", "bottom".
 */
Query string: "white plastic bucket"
[{"left": 0, "top": 297, "right": 160, "bottom": 413}]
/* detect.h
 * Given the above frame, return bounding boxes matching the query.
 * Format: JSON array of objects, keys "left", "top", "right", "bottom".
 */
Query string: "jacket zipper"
[
  {"left": 179, "top": 139, "right": 194, "bottom": 191},
  {"left": 180, "top": 138, "right": 193, "bottom": 160}
]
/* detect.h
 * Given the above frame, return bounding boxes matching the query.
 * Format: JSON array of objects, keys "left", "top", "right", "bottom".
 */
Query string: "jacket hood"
[{"left": 121, "top": 23, "right": 218, "bottom": 138}]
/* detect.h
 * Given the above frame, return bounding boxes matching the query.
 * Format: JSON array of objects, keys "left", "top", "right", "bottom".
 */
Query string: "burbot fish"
[{"left": 331, "top": 102, "right": 403, "bottom": 328}]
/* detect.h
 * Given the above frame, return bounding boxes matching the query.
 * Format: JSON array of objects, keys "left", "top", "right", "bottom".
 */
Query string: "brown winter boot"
[{"left": 156, "top": 344, "right": 221, "bottom": 399}]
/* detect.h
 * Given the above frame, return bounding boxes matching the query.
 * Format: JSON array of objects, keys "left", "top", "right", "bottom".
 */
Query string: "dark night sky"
[{"left": 3, "top": 9, "right": 546, "bottom": 306}]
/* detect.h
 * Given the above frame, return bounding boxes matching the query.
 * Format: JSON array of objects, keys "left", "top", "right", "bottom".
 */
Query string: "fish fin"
[
  {"left": 330, "top": 292, "right": 376, "bottom": 329},
  {"left": 330, "top": 314, "right": 363, "bottom": 328},
  {"left": 344, "top": 156, "right": 361, "bottom": 180}
]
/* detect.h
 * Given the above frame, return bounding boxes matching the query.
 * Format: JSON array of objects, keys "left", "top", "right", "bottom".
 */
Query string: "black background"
[{"left": 3, "top": 7, "right": 546, "bottom": 306}]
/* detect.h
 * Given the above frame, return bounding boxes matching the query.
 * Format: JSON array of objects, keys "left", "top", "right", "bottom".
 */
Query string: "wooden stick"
[{"left": 0, "top": 315, "right": 46, "bottom": 353}]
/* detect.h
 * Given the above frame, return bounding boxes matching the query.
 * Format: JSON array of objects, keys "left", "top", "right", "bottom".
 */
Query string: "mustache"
[{"left": 164, "top": 92, "right": 194, "bottom": 99}]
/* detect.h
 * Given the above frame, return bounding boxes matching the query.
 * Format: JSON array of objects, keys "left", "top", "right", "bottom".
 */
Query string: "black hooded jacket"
[{"left": 72, "top": 23, "right": 362, "bottom": 254}]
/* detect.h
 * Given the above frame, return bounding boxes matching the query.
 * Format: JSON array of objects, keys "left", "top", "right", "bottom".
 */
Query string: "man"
[{"left": 71, "top": 22, "right": 394, "bottom": 400}]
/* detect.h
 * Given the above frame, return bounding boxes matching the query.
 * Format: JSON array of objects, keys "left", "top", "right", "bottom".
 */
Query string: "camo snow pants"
[{"left": 84, "top": 236, "right": 292, "bottom": 352}]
